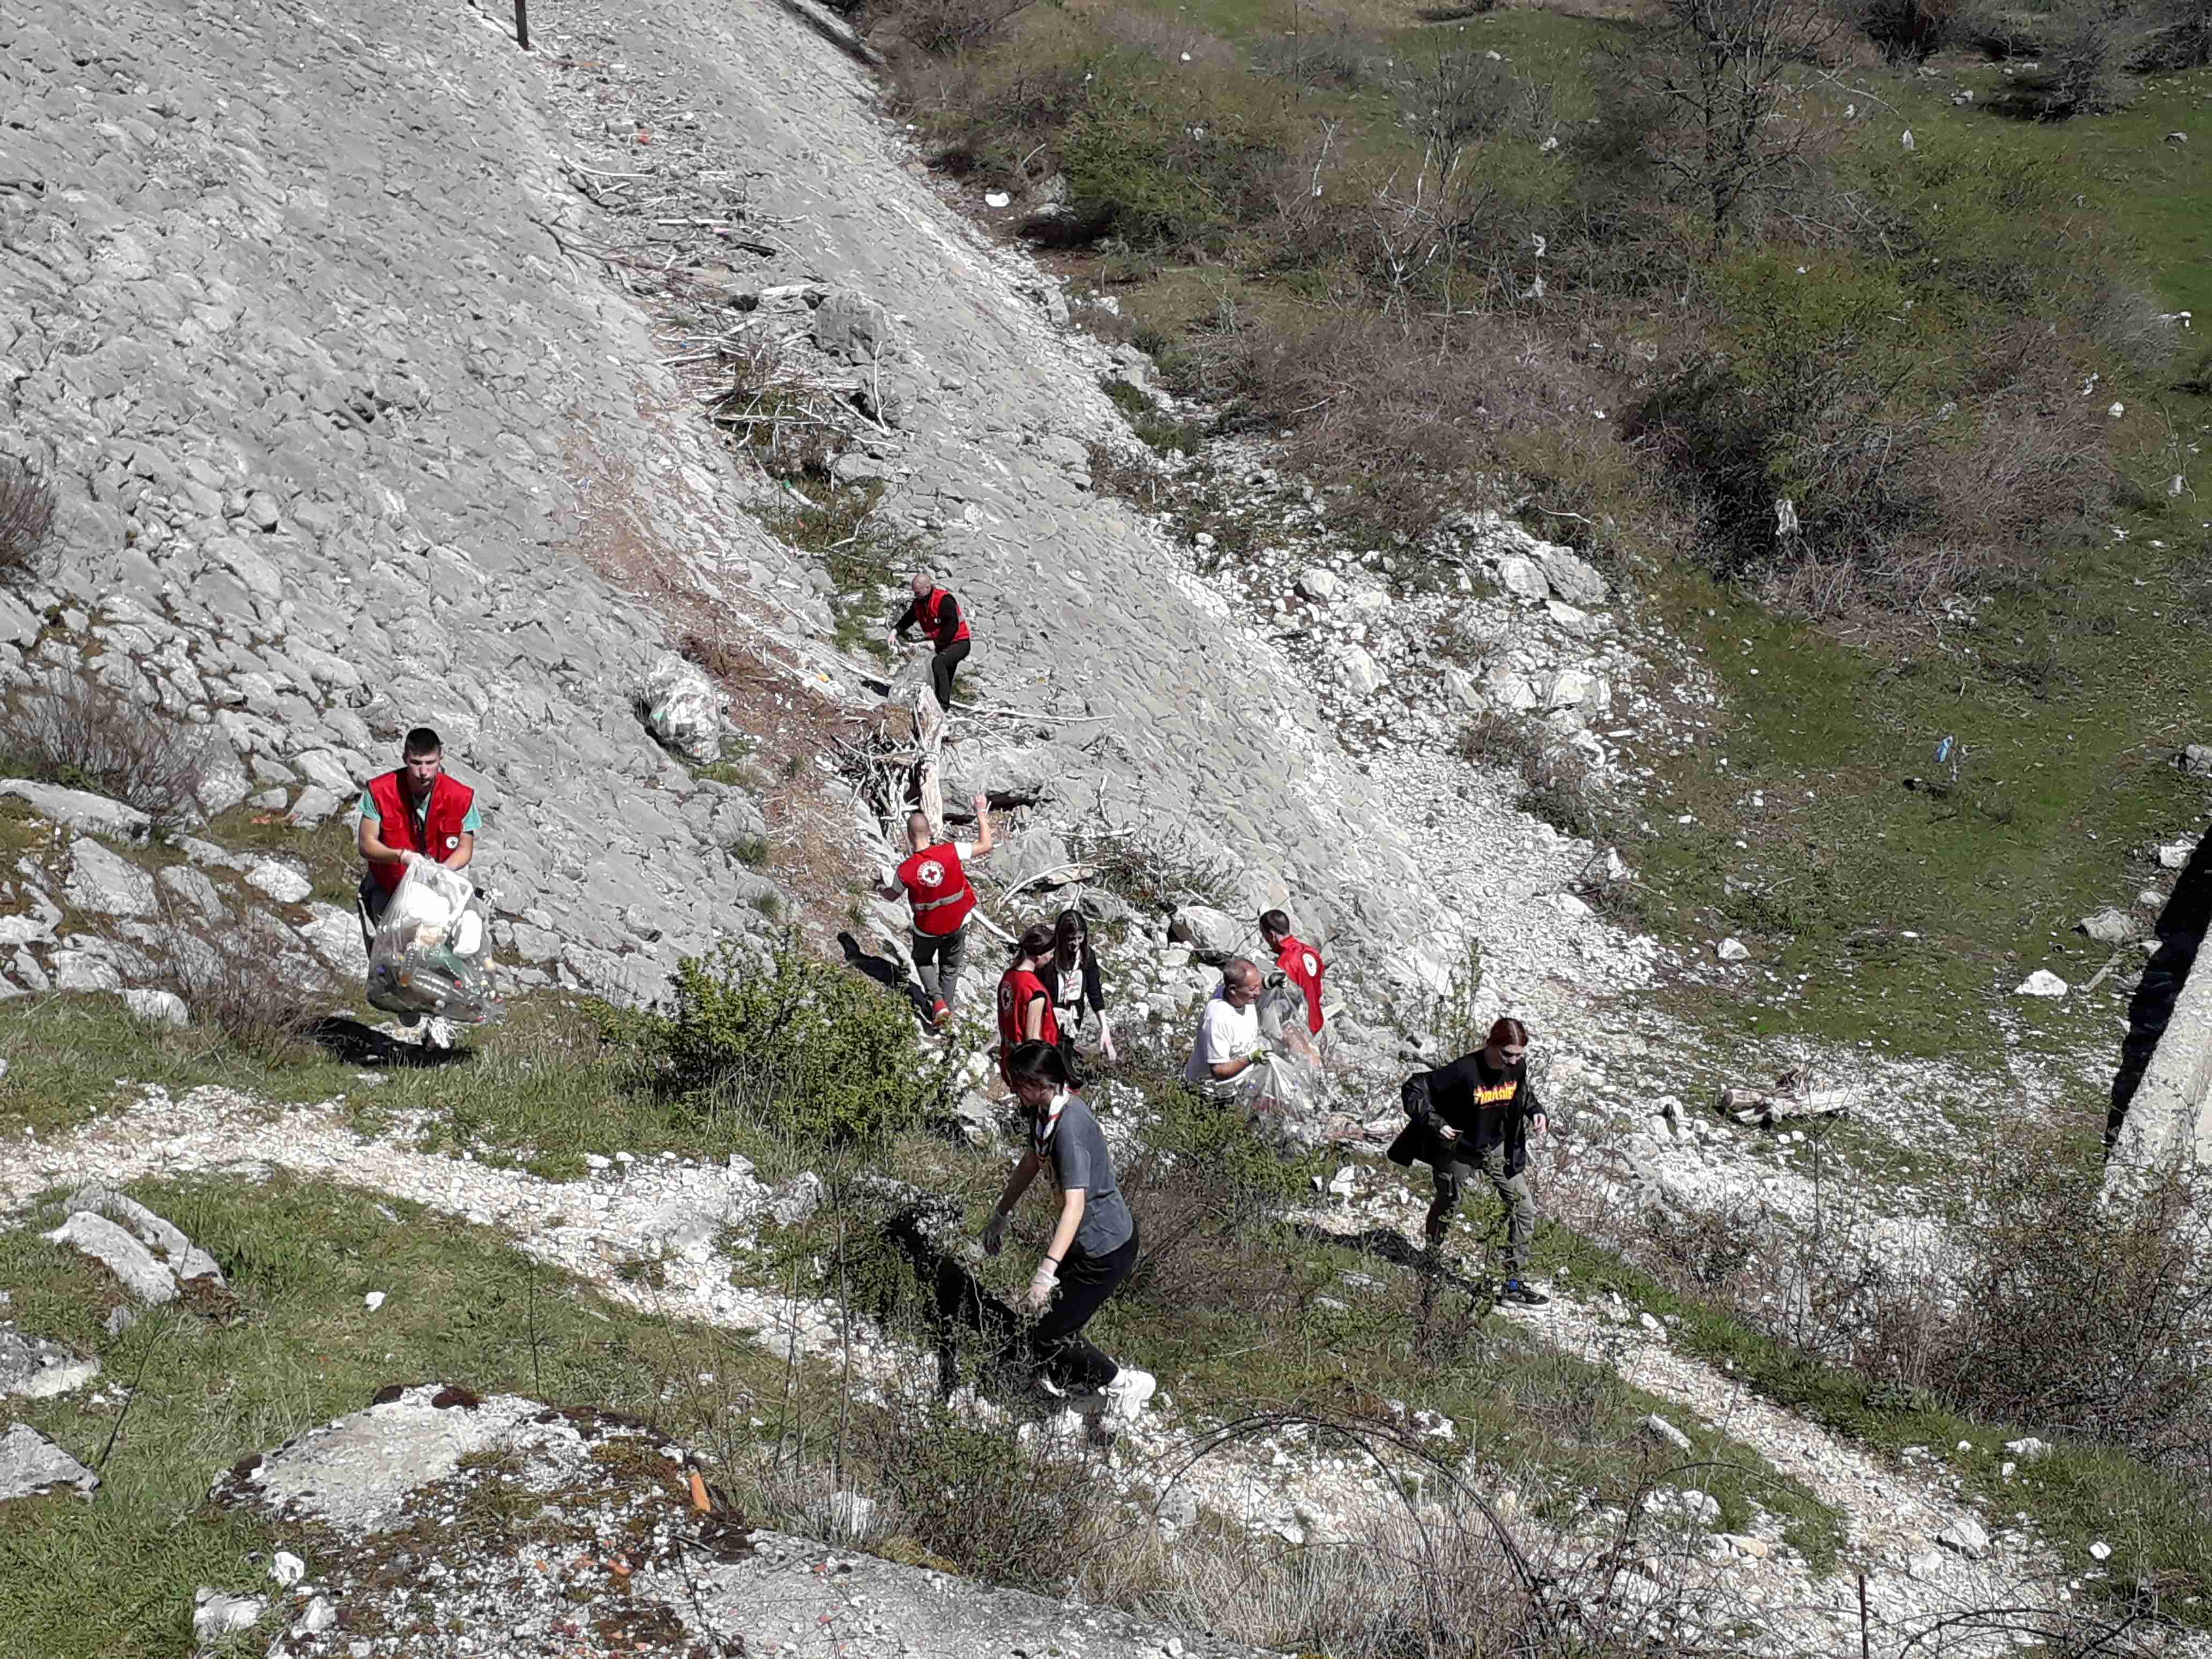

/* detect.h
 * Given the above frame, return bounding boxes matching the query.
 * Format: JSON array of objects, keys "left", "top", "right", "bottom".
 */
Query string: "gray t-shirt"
[{"left": 1044, "top": 1094, "right": 1133, "bottom": 1259}]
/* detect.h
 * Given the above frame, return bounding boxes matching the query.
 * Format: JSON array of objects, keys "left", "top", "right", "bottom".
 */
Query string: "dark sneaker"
[{"left": 1499, "top": 1280, "right": 1550, "bottom": 1307}]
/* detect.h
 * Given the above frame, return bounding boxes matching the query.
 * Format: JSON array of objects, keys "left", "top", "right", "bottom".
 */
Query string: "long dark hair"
[
  {"left": 1486, "top": 1017, "right": 1530, "bottom": 1055},
  {"left": 1010, "top": 922, "right": 1055, "bottom": 963},
  {"left": 1006, "top": 1041, "right": 1073, "bottom": 1090},
  {"left": 1052, "top": 908, "right": 1093, "bottom": 974}
]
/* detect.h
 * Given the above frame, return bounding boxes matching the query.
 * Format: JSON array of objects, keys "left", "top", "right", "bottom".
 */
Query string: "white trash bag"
[{"left": 367, "top": 862, "right": 498, "bottom": 1023}]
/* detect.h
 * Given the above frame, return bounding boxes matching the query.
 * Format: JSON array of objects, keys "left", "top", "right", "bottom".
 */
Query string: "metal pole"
[{"left": 514, "top": 0, "right": 529, "bottom": 50}]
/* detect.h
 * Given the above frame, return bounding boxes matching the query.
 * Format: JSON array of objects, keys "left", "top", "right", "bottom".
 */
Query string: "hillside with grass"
[{"left": 3, "top": 0, "right": 2212, "bottom": 1655}]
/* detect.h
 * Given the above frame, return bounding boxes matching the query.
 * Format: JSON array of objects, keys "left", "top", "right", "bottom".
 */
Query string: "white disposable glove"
[
  {"left": 1101, "top": 1022, "right": 1118, "bottom": 1063},
  {"left": 1022, "top": 1260, "right": 1058, "bottom": 1312},
  {"left": 400, "top": 849, "right": 427, "bottom": 870},
  {"left": 982, "top": 1211, "right": 1007, "bottom": 1257}
]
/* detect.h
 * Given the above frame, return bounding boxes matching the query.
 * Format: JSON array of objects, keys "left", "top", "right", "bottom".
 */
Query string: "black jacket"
[
  {"left": 1387, "top": 1050, "right": 1543, "bottom": 1177},
  {"left": 1038, "top": 949, "right": 1105, "bottom": 1030}
]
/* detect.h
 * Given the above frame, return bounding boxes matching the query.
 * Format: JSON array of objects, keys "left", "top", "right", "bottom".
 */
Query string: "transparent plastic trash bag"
[{"left": 366, "top": 861, "right": 499, "bottom": 1023}]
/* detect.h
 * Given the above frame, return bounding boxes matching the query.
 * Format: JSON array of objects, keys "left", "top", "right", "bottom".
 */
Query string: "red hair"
[{"left": 1487, "top": 1017, "right": 1529, "bottom": 1050}]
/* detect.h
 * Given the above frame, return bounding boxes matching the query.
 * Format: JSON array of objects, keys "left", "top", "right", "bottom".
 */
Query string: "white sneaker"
[{"left": 1102, "top": 1366, "right": 1156, "bottom": 1421}]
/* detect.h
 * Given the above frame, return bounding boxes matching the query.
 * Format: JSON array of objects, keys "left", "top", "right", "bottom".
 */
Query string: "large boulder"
[
  {"left": 0, "top": 781, "right": 151, "bottom": 843},
  {"left": 1534, "top": 544, "right": 1608, "bottom": 607},
  {"left": 992, "top": 828, "right": 1072, "bottom": 893},
  {"left": 1169, "top": 904, "right": 1248, "bottom": 961},
  {"left": 64, "top": 838, "right": 156, "bottom": 917}
]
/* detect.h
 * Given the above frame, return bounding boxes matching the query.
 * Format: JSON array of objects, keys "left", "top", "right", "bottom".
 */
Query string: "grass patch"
[
  {"left": 756, "top": 480, "right": 930, "bottom": 662},
  {"left": 0, "top": 1175, "right": 778, "bottom": 1659}
]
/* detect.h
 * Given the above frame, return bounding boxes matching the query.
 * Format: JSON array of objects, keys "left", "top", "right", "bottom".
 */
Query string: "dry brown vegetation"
[
  {"left": 846, "top": 0, "right": 2173, "bottom": 626},
  {"left": 0, "top": 673, "right": 215, "bottom": 829},
  {"left": 0, "top": 454, "right": 56, "bottom": 585}
]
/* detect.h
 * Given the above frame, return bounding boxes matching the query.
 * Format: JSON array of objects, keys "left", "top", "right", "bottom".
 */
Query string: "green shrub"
[
  {"left": 1058, "top": 77, "right": 1288, "bottom": 253},
  {"left": 651, "top": 940, "right": 950, "bottom": 1147}
]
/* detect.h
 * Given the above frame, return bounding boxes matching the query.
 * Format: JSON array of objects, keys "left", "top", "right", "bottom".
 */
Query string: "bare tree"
[{"left": 1630, "top": 0, "right": 1841, "bottom": 254}]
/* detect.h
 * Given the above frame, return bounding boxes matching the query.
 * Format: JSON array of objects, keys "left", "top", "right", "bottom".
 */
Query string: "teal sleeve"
[
  {"left": 461, "top": 802, "right": 482, "bottom": 833},
  {"left": 358, "top": 791, "right": 379, "bottom": 823}
]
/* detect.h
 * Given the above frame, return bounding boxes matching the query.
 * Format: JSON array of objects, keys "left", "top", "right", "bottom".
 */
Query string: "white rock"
[
  {"left": 2014, "top": 969, "right": 2067, "bottom": 998},
  {"left": 192, "top": 1588, "right": 265, "bottom": 1639},
  {"left": 1642, "top": 1414, "right": 1694, "bottom": 1453},
  {"left": 2003, "top": 1436, "right": 2049, "bottom": 1461},
  {"left": 2090, "top": 1541, "right": 2112, "bottom": 1561},
  {"left": 1340, "top": 646, "right": 1384, "bottom": 698},
  {"left": 295, "top": 1595, "right": 337, "bottom": 1635},
  {"left": 1715, "top": 937, "right": 1750, "bottom": 962},
  {"left": 0, "top": 1423, "right": 99, "bottom": 1499},
  {"left": 1296, "top": 567, "right": 1339, "bottom": 602},
  {"left": 2156, "top": 839, "right": 2196, "bottom": 870},
  {"left": 363, "top": 1291, "right": 386, "bottom": 1312},
  {"left": 0, "top": 780, "right": 151, "bottom": 842},
  {"left": 1938, "top": 1514, "right": 1989, "bottom": 1558},
  {"left": 2076, "top": 907, "right": 2135, "bottom": 944},
  {"left": 1492, "top": 556, "right": 1549, "bottom": 602},
  {"left": 65, "top": 838, "right": 157, "bottom": 916},
  {"left": 121, "top": 988, "right": 189, "bottom": 1027},
  {"left": 246, "top": 860, "right": 313, "bottom": 904},
  {"left": 270, "top": 1551, "right": 307, "bottom": 1588}
]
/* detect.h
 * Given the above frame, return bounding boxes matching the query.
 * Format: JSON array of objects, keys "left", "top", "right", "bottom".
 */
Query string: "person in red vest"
[
  {"left": 997, "top": 922, "right": 1060, "bottom": 1088},
  {"left": 356, "top": 727, "right": 481, "bottom": 955},
  {"left": 1260, "top": 909, "right": 1328, "bottom": 1040},
  {"left": 888, "top": 569, "right": 972, "bottom": 711},
  {"left": 878, "top": 793, "right": 996, "bottom": 1029}
]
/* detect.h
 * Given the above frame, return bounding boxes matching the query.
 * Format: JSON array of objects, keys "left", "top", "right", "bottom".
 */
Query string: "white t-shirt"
[{"left": 1184, "top": 988, "right": 1259, "bottom": 1085}]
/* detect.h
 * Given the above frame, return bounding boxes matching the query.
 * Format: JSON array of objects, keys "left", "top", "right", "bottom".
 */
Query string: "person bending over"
[
  {"left": 889, "top": 569, "right": 972, "bottom": 712},
  {"left": 1182, "top": 957, "right": 1273, "bottom": 1107},
  {"left": 982, "top": 1041, "right": 1155, "bottom": 1420}
]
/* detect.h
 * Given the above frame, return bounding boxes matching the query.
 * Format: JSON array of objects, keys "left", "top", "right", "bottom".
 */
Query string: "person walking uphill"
[
  {"left": 357, "top": 726, "right": 479, "bottom": 954},
  {"left": 879, "top": 795, "right": 996, "bottom": 1030},
  {"left": 982, "top": 1042, "right": 1156, "bottom": 1419},
  {"left": 889, "top": 569, "right": 971, "bottom": 712},
  {"left": 1388, "top": 1017, "right": 1551, "bottom": 1306}
]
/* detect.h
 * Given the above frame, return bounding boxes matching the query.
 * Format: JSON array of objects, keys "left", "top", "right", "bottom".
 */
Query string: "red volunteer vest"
[
  {"left": 997, "top": 966, "right": 1058, "bottom": 1059},
  {"left": 917, "top": 587, "right": 969, "bottom": 652},
  {"left": 367, "top": 770, "right": 475, "bottom": 894},
  {"left": 1276, "top": 935, "right": 1326, "bottom": 1035},
  {"left": 896, "top": 842, "right": 975, "bottom": 937}
]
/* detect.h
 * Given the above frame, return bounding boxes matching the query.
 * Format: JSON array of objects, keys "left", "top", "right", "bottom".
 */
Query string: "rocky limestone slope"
[{"left": 1, "top": 0, "right": 1461, "bottom": 1011}]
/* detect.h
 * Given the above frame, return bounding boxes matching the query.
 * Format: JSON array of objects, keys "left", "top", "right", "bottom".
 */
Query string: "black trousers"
[
  {"left": 1015, "top": 1226, "right": 1138, "bottom": 1392},
  {"left": 929, "top": 639, "right": 970, "bottom": 711}
]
